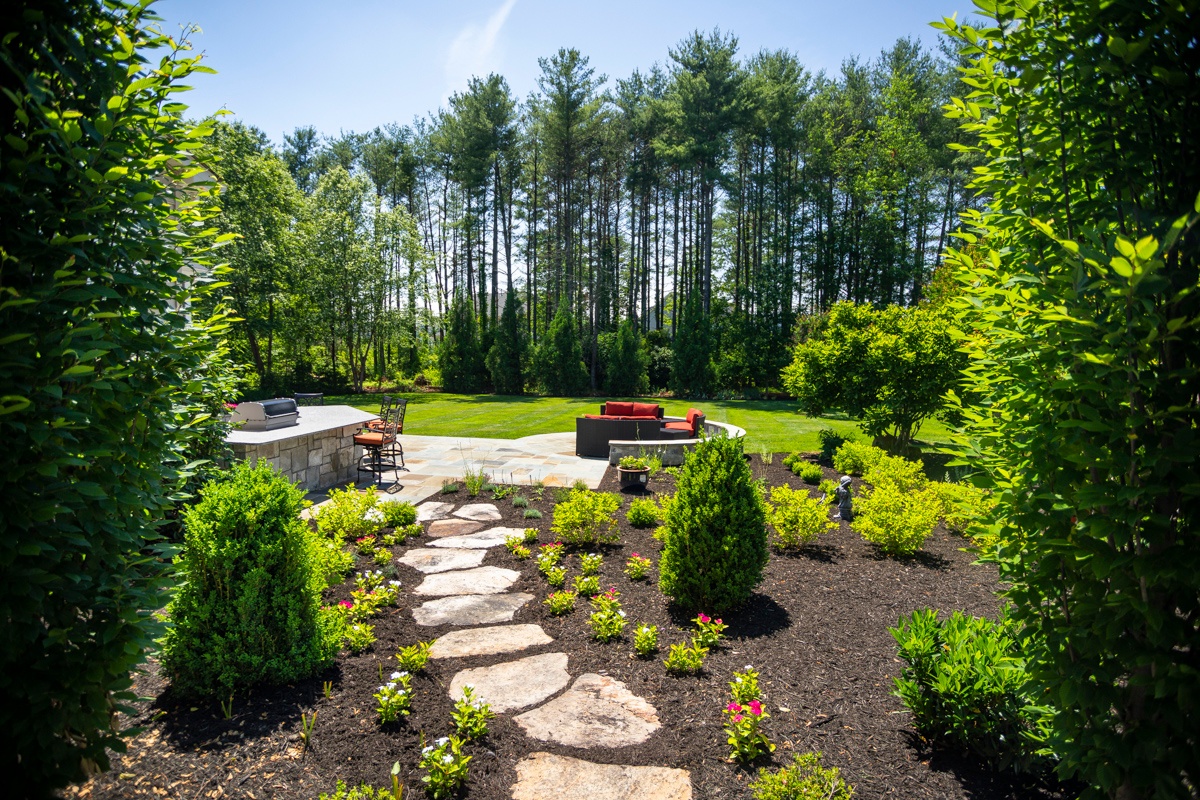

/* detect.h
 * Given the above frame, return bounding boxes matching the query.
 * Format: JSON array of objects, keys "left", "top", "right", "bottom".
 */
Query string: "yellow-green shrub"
[
  {"left": 551, "top": 489, "right": 620, "bottom": 545},
  {"left": 832, "top": 441, "right": 884, "bottom": 476},
  {"left": 767, "top": 486, "right": 836, "bottom": 549},
  {"left": 851, "top": 484, "right": 940, "bottom": 556}
]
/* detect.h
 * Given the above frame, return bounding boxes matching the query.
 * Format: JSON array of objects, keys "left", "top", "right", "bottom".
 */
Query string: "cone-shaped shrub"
[
  {"left": 161, "top": 461, "right": 340, "bottom": 697},
  {"left": 658, "top": 435, "right": 768, "bottom": 612}
]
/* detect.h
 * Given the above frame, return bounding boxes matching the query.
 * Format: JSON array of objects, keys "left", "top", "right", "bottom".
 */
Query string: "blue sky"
[{"left": 153, "top": 0, "right": 982, "bottom": 145}]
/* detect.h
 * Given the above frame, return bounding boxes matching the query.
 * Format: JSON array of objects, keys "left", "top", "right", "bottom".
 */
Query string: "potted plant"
[{"left": 618, "top": 455, "right": 651, "bottom": 489}]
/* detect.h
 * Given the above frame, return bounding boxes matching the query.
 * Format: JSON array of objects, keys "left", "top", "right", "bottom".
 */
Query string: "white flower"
[
  {"left": 734, "top": 676, "right": 743, "bottom": 683},
  {"left": 421, "top": 746, "right": 433, "bottom": 755},
  {"left": 442, "top": 754, "right": 454, "bottom": 764},
  {"left": 391, "top": 671, "right": 403, "bottom": 680},
  {"left": 745, "top": 664, "right": 753, "bottom": 670},
  {"left": 436, "top": 736, "right": 449, "bottom": 746},
  {"left": 364, "top": 507, "right": 385, "bottom": 523},
  {"left": 389, "top": 580, "right": 401, "bottom": 587},
  {"left": 617, "top": 610, "right": 626, "bottom": 617}
]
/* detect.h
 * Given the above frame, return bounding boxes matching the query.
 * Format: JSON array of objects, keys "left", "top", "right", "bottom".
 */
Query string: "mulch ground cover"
[{"left": 66, "top": 454, "right": 1073, "bottom": 800}]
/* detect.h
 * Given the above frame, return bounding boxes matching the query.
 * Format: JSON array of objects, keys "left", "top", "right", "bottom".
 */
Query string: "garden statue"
[{"left": 833, "top": 475, "right": 853, "bottom": 521}]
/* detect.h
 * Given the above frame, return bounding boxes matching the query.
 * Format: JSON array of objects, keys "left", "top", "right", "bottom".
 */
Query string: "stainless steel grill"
[{"left": 230, "top": 398, "right": 300, "bottom": 432}]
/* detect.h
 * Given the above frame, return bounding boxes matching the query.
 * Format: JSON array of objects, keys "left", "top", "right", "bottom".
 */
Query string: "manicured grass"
[{"left": 325, "top": 393, "right": 953, "bottom": 453}]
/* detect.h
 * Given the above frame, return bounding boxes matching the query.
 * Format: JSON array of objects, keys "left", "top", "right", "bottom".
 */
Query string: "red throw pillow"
[
  {"left": 686, "top": 408, "right": 704, "bottom": 435},
  {"left": 632, "top": 402, "right": 660, "bottom": 417},
  {"left": 605, "top": 401, "right": 634, "bottom": 416}
]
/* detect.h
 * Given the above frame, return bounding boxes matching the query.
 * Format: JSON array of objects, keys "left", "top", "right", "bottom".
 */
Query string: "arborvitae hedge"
[{"left": 658, "top": 434, "right": 769, "bottom": 612}]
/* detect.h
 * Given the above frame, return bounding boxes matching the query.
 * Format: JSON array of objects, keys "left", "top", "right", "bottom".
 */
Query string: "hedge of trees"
[{"left": 202, "top": 33, "right": 979, "bottom": 397}]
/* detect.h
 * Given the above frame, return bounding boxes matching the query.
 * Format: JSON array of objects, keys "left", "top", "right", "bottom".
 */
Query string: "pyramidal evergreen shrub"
[
  {"left": 160, "top": 461, "right": 340, "bottom": 697},
  {"left": 658, "top": 435, "right": 769, "bottom": 612}
]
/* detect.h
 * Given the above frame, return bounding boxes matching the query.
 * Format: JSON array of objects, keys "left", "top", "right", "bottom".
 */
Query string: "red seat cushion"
[
  {"left": 604, "top": 401, "right": 634, "bottom": 416},
  {"left": 663, "top": 421, "right": 692, "bottom": 432},
  {"left": 685, "top": 408, "right": 704, "bottom": 435},
  {"left": 631, "top": 402, "right": 660, "bottom": 417},
  {"left": 353, "top": 432, "right": 391, "bottom": 446}
]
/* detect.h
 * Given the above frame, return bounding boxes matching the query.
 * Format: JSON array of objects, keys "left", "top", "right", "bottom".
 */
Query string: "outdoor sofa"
[{"left": 574, "top": 402, "right": 705, "bottom": 459}]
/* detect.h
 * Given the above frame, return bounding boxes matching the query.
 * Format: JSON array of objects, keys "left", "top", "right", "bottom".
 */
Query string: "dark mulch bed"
[{"left": 66, "top": 455, "right": 1071, "bottom": 800}]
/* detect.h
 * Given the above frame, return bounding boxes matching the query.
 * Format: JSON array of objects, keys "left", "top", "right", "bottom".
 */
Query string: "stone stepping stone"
[
  {"left": 427, "top": 518, "right": 483, "bottom": 538},
  {"left": 512, "top": 753, "right": 692, "bottom": 800},
  {"left": 453, "top": 502, "right": 502, "bottom": 521},
  {"left": 412, "top": 593, "right": 533, "bottom": 627},
  {"left": 427, "top": 527, "right": 521, "bottom": 549},
  {"left": 449, "top": 652, "right": 570, "bottom": 713},
  {"left": 413, "top": 566, "right": 521, "bottom": 596},
  {"left": 398, "top": 548, "right": 486, "bottom": 574},
  {"left": 416, "top": 501, "right": 454, "bottom": 522},
  {"left": 430, "top": 624, "right": 553, "bottom": 659},
  {"left": 514, "top": 673, "right": 661, "bottom": 748}
]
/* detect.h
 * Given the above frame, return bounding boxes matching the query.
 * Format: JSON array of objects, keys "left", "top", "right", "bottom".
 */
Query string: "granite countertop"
[{"left": 225, "top": 405, "right": 378, "bottom": 445}]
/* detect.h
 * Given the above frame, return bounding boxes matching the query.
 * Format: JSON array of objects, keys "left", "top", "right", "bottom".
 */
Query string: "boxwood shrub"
[{"left": 160, "top": 461, "right": 340, "bottom": 697}]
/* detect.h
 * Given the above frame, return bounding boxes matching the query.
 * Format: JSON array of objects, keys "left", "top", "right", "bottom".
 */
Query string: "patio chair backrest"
[
  {"left": 394, "top": 398, "right": 408, "bottom": 434},
  {"left": 377, "top": 403, "right": 402, "bottom": 441}
]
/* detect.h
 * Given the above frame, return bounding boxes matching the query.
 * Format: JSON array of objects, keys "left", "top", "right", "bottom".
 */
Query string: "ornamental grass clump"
[
  {"left": 768, "top": 485, "right": 837, "bottom": 549},
  {"left": 658, "top": 435, "right": 769, "bottom": 612},
  {"left": 551, "top": 488, "right": 621, "bottom": 544},
  {"left": 161, "top": 461, "right": 340, "bottom": 698},
  {"left": 852, "top": 483, "right": 941, "bottom": 556},
  {"left": 749, "top": 752, "right": 855, "bottom": 800}
]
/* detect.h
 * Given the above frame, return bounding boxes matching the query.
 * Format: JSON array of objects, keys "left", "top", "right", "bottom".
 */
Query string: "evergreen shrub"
[
  {"left": 381, "top": 500, "right": 417, "bottom": 528},
  {"left": 532, "top": 304, "right": 588, "bottom": 395},
  {"left": 767, "top": 486, "right": 836, "bottom": 549},
  {"left": 659, "top": 435, "right": 769, "bottom": 611},
  {"left": 160, "top": 461, "right": 340, "bottom": 697},
  {"left": 851, "top": 484, "right": 940, "bottom": 556},
  {"left": 891, "top": 608, "right": 1052, "bottom": 774},
  {"left": 816, "top": 427, "right": 857, "bottom": 464},
  {"left": 551, "top": 489, "right": 620, "bottom": 545},
  {"left": 626, "top": 498, "right": 661, "bottom": 528},
  {"left": 604, "top": 319, "right": 649, "bottom": 395}
]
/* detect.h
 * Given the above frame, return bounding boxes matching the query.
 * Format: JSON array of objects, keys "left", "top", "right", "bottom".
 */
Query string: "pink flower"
[
  {"left": 748, "top": 700, "right": 763, "bottom": 715},
  {"left": 726, "top": 702, "right": 742, "bottom": 713},
  {"left": 733, "top": 714, "right": 743, "bottom": 722},
  {"left": 715, "top": 618, "right": 723, "bottom": 625},
  {"left": 697, "top": 613, "right": 710, "bottom": 624},
  {"left": 630, "top": 552, "right": 640, "bottom": 558},
  {"left": 340, "top": 600, "right": 353, "bottom": 609}
]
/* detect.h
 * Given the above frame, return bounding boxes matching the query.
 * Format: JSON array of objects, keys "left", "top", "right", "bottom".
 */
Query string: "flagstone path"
[{"left": 406, "top": 499, "right": 693, "bottom": 799}]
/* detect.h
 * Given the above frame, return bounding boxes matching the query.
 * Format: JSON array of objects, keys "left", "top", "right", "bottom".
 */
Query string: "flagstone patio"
[{"left": 303, "top": 431, "right": 607, "bottom": 508}]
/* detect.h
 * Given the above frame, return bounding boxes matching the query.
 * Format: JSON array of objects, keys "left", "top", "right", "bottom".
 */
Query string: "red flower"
[
  {"left": 697, "top": 613, "right": 710, "bottom": 624},
  {"left": 340, "top": 600, "right": 353, "bottom": 609},
  {"left": 748, "top": 700, "right": 763, "bottom": 715}
]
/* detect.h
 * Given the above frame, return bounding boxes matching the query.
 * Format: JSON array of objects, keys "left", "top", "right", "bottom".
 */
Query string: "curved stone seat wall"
[{"left": 607, "top": 419, "right": 747, "bottom": 466}]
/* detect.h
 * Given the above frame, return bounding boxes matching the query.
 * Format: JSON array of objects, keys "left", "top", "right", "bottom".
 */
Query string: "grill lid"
[{"left": 259, "top": 397, "right": 299, "bottom": 417}]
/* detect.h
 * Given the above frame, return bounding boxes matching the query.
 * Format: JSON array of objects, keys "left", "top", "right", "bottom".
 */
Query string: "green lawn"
[{"left": 325, "top": 393, "right": 953, "bottom": 454}]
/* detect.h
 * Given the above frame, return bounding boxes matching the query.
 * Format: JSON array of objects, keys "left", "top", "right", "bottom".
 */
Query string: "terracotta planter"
[{"left": 617, "top": 466, "right": 650, "bottom": 490}]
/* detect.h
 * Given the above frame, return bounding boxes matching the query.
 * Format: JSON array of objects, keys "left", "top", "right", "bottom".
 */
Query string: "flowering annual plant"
[
  {"left": 374, "top": 671, "right": 412, "bottom": 723},
  {"left": 512, "top": 544, "right": 531, "bottom": 560},
  {"left": 633, "top": 623, "right": 659, "bottom": 656},
  {"left": 355, "top": 570, "right": 386, "bottom": 592},
  {"left": 544, "top": 590, "right": 578, "bottom": 615},
  {"left": 579, "top": 552, "right": 603, "bottom": 575},
  {"left": 372, "top": 547, "right": 393, "bottom": 567},
  {"left": 419, "top": 735, "right": 471, "bottom": 799},
  {"left": 522, "top": 527, "right": 539, "bottom": 544},
  {"left": 724, "top": 698, "right": 774, "bottom": 762},
  {"left": 451, "top": 685, "right": 494, "bottom": 740},
  {"left": 355, "top": 535, "right": 378, "bottom": 555},
  {"left": 730, "top": 665, "right": 762, "bottom": 704},
  {"left": 504, "top": 534, "right": 525, "bottom": 553},
  {"left": 536, "top": 542, "right": 564, "bottom": 573},
  {"left": 396, "top": 640, "right": 432, "bottom": 672},
  {"left": 363, "top": 506, "right": 386, "bottom": 527},
  {"left": 573, "top": 574, "right": 600, "bottom": 597},
  {"left": 347, "top": 589, "right": 383, "bottom": 623},
  {"left": 664, "top": 641, "right": 708, "bottom": 674},
  {"left": 624, "top": 552, "right": 653, "bottom": 581},
  {"left": 588, "top": 588, "right": 627, "bottom": 642},
  {"left": 692, "top": 612, "right": 728, "bottom": 648},
  {"left": 545, "top": 566, "right": 567, "bottom": 587},
  {"left": 344, "top": 622, "right": 376, "bottom": 653}
]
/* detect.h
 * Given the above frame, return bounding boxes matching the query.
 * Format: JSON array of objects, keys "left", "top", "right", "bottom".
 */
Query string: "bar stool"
[{"left": 355, "top": 404, "right": 401, "bottom": 487}]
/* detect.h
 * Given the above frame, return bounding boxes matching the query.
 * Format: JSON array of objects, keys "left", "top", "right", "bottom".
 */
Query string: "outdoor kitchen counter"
[{"left": 226, "top": 404, "right": 377, "bottom": 490}]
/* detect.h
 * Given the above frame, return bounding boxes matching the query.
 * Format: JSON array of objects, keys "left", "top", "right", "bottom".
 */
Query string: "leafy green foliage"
[
  {"left": 937, "top": 3, "right": 1200, "bottom": 795},
  {"left": 314, "top": 486, "right": 384, "bottom": 541},
  {"left": 659, "top": 435, "right": 769, "bottom": 612},
  {"left": 588, "top": 588, "right": 627, "bottom": 642},
  {"left": 0, "top": 3, "right": 237, "bottom": 790},
  {"left": 671, "top": 290, "right": 716, "bottom": 397},
  {"left": 161, "top": 462, "right": 339, "bottom": 697},
  {"left": 543, "top": 591, "right": 577, "bottom": 615},
  {"left": 633, "top": 623, "right": 659, "bottom": 656},
  {"left": 663, "top": 641, "right": 708, "bottom": 675},
  {"left": 381, "top": 501, "right": 417, "bottom": 528},
  {"left": 929, "top": 481, "right": 993, "bottom": 537},
  {"left": 451, "top": 685, "right": 494, "bottom": 740},
  {"left": 793, "top": 462, "right": 822, "bottom": 484},
  {"left": 862, "top": 452, "right": 927, "bottom": 493},
  {"left": 486, "top": 290, "right": 527, "bottom": 394},
  {"left": 532, "top": 303, "right": 588, "bottom": 395},
  {"left": 851, "top": 484, "right": 940, "bottom": 556},
  {"left": 831, "top": 441, "right": 884, "bottom": 477},
  {"left": 749, "top": 752, "right": 855, "bottom": 800},
  {"left": 626, "top": 497, "right": 661, "bottom": 528},
  {"left": 318, "top": 780, "right": 395, "bottom": 800},
  {"left": 767, "top": 486, "right": 836, "bottom": 549},
  {"left": 890, "top": 609, "right": 1052, "bottom": 774},
  {"left": 396, "top": 641, "right": 432, "bottom": 673},
  {"left": 604, "top": 319, "right": 649, "bottom": 395},
  {"left": 782, "top": 302, "right": 964, "bottom": 447},
  {"left": 439, "top": 295, "right": 486, "bottom": 393},
  {"left": 817, "top": 428, "right": 856, "bottom": 464},
  {"left": 550, "top": 489, "right": 620, "bottom": 545}
]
